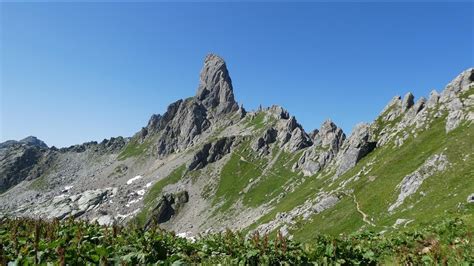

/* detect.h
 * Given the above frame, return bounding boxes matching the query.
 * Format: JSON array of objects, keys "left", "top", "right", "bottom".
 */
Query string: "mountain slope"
[{"left": 1, "top": 55, "right": 472, "bottom": 241}]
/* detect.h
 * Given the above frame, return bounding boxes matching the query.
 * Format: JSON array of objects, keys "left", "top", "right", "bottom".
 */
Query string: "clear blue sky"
[{"left": 1, "top": 2, "right": 472, "bottom": 148}]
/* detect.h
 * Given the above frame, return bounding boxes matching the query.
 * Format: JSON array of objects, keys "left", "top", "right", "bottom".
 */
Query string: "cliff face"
[{"left": 1, "top": 55, "right": 472, "bottom": 240}]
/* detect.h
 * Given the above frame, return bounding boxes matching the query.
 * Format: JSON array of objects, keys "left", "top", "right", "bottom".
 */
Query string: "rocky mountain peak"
[
  {"left": 21, "top": 136, "right": 48, "bottom": 148},
  {"left": 195, "top": 54, "right": 239, "bottom": 115},
  {"left": 317, "top": 120, "right": 345, "bottom": 151},
  {"left": 0, "top": 136, "right": 48, "bottom": 149}
]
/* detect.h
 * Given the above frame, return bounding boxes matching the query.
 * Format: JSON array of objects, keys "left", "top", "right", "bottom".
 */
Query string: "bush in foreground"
[{"left": 0, "top": 217, "right": 472, "bottom": 264}]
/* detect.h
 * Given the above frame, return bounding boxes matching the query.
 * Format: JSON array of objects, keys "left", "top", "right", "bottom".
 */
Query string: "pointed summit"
[{"left": 196, "top": 54, "right": 239, "bottom": 115}]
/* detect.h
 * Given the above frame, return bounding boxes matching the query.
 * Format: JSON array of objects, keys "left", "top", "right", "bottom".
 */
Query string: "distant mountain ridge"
[{"left": 1, "top": 54, "right": 472, "bottom": 240}]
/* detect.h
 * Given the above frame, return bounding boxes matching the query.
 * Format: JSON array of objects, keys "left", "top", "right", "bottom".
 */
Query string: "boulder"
[
  {"left": 144, "top": 191, "right": 189, "bottom": 228},
  {"left": 30, "top": 188, "right": 113, "bottom": 220},
  {"left": 467, "top": 193, "right": 474, "bottom": 204}
]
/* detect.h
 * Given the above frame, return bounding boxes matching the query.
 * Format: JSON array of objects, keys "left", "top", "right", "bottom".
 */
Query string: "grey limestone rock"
[
  {"left": 293, "top": 120, "right": 345, "bottom": 176},
  {"left": 402, "top": 92, "right": 415, "bottom": 112},
  {"left": 427, "top": 90, "right": 440, "bottom": 108},
  {"left": 440, "top": 68, "right": 474, "bottom": 103},
  {"left": 144, "top": 191, "right": 189, "bottom": 228},
  {"left": 188, "top": 137, "right": 236, "bottom": 171},
  {"left": 287, "top": 127, "right": 312, "bottom": 152},
  {"left": 319, "top": 120, "right": 345, "bottom": 152},
  {"left": 0, "top": 138, "right": 49, "bottom": 193},
  {"left": 388, "top": 154, "right": 449, "bottom": 212},
  {"left": 252, "top": 127, "right": 278, "bottom": 154},
  {"left": 276, "top": 116, "right": 312, "bottom": 152},
  {"left": 196, "top": 54, "right": 239, "bottom": 116},
  {"left": 267, "top": 105, "right": 290, "bottom": 119},
  {"left": 413, "top": 97, "right": 426, "bottom": 115},
  {"left": 335, "top": 123, "right": 376, "bottom": 177},
  {"left": 30, "top": 188, "right": 114, "bottom": 220},
  {"left": 138, "top": 54, "right": 243, "bottom": 157}
]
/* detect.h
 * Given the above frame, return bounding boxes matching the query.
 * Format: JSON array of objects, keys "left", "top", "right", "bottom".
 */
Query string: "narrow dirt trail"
[
  {"left": 352, "top": 194, "right": 375, "bottom": 226},
  {"left": 344, "top": 192, "right": 375, "bottom": 226}
]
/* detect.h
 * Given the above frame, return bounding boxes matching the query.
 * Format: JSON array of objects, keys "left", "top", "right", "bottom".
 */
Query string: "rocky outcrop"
[
  {"left": 155, "top": 99, "right": 211, "bottom": 156},
  {"left": 253, "top": 193, "right": 340, "bottom": 237},
  {"left": 287, "top": 127, "right": 313, "bottom": 152},
  {"left": 277, "top": 116, "right": 312, "bottom": 152},
  {"left": 427, "top": 90, "right": 440, "bottom": 108},
  {"left": 317, "top": 120, "right": 346, "bottom": 152},
  {"left": 401, "top": 92, "right": 415, "bottom": 112},
  {"left": 335, "top": 123, "right": 376, "bottom": 177},
  {"left": 293, "top": 120, "right": 345, "bottom": 176},
  {"left": 136, "top": 54, "right": 243, "bottom": 157},
  {"left": 439, "top": 68, "right": 474, "bottom": 132},
  {"left": 374, "top": 68, "right": 473, "bottom": 148},
  {"left": 0, "top": 138, "right": 49, "bottom": 193},
  {"left": 379, "top": 96, "right": 402, "bottom": 122},
  {"left": 252, "top": 128, "right": 278, "bottom": 154},
  {"left": 59, "top": 137, "right": 126, "bottom": 154},
  {"left": 388, "top": 154, "right": 449, "bottom": 212},
  {"left": 0, "top": 136, "right": 48, "bottom": 150},
  {"left": 267, "top": 105, "right": 290, "bottom": 120},
  {"left": 145, "top": 191, "right": 189, "bottom": 228},
  {"left": 196, "top": 54, "right": 239, "bottom": 116},
  {"left": 26, "top": 188, "right": 115, "bottom": 220},
  {"left": 188, "top": 137, "right": 236, "bottom": 171}
]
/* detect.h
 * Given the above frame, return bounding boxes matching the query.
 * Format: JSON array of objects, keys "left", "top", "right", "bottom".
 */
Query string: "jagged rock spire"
[{"left": 196, "top": 54, "right": 239, "bottom": 115}]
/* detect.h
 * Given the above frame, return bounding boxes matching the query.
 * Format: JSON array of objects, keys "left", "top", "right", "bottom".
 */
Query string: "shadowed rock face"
[
  {"left": 188, "top": 137, "right": 236, "bottom": 171},
  {"left": 335, "top": 123, "right": 377, "bottom": 177},
  {"left": 0, "top": 143, "right": 46, "bottom": 193},
  {"left": 145, "top": 191, "right": 189, "bottom": 229}
]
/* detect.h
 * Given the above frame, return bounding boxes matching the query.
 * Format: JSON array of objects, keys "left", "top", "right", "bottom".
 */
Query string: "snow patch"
[
  {"left": 116, "top": 209, "right": 140, "bottom": 219},
  {"left": 136, "top": 189, "right": 145, "bottom": 196},
  {"left": 126, "top": 197, "right": 143, "bottom": 207},
  {"left": 127, "top": 175, "right": 142, "bottom": 185},
  {"left": 145, "top": 182, "right": 152, "bottom": 188}
]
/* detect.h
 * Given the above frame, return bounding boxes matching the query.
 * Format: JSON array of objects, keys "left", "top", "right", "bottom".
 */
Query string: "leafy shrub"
[{"left": 0, "top": 217, "right": 471, "bottom": 264}]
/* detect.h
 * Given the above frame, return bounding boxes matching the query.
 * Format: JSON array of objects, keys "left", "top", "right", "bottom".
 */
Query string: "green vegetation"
[
  {"left": 29, "top": 176, "right": 48, "bottom": 190},
  {"left": 144, "top": 165, "right": 186, "bottom": 206},
  {"left": 118, "top": 139, "right": 151, "bottom": 161},
  {"left": 284, "top": 113, "right": 474, "bottom": 240},
  {"left": 243, "top": 149, "right": 303, "bottom": 207},
  {"left": 246, "top": 112, "right": 267, "bottom": 130},
  {"left": 1, "top": 217, "right": 471, "bottom": 264},
  {"left": 243, "top": 105, "right": 473, "bottom": 241},
  {"left": 213, "top": 151, "right": 264, "bottom": 212},
  {"left": 135, "top": 165, "right": 186, "bottom": 226},
  {"left": 371, "top": 104, "right": 402, "bottom": 139}
]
